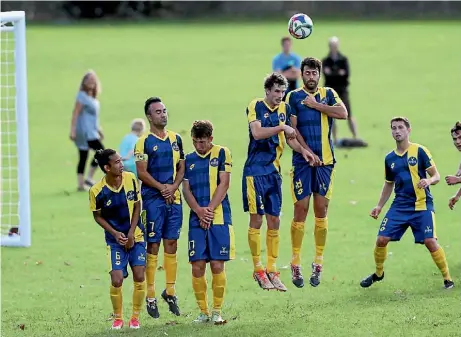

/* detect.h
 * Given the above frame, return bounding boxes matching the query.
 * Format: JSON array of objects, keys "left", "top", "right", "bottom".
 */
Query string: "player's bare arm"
[
  {"left": 161, "top": 160, "right": 185, "bottom": 203},
  {"left": 290, "top": 115, "right": 321, "bottom": 165},
  {"left": 445, "top": 163, "right": 461, "bottom": 185},
  {"left": 69, "top": 101, "right": 83, "bottom": 140},
  {"left": 417, "top": 165, "right": 440, "bottom": 189},
  {"left": 303, "top": 95, "right": 348, "bottom": 120},
  {"left": 135, "top": 160, "right": 165, "bottom": 191},
  {"left": 92, "top": 210, "right": 128, "bottom": 245},
  {"left": 370, "top": 181, "right": 394, "bottom": 219},
  {"left": 286, "top": 137, "right": 316, "bottom": 165},
  {"left": 249, "top": 120, "right": 295, "bottom": 140},
  {"left": 182, "top": 179, "right": 214, "bottom": 228},
  {"left": 126, "top": 200, "right": 141, "bottom": 249},
  {"left": 448, "top": 186, "right": 461, "bottom": 210},
  {"left": 208, "top": 171, "right": 231, "bottom": 211}
]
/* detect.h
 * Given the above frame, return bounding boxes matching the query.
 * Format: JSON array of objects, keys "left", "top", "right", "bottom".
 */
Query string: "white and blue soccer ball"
[{"left": 288, "top": 13, "right": 314, "bottom": 39}]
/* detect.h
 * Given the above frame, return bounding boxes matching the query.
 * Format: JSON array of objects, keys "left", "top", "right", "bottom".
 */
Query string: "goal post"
[{"left": 0, "top": 11, "right": 31, "bottom": 247}]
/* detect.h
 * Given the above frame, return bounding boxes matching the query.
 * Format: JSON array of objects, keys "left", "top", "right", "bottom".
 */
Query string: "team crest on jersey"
[
  {"left": 279, "top": 113, "right": 286, "bottom": 123},
  {"left": 126, "top": 190, "right": 135, "bottom": 201},
  {"left": 210, "top": 158, "right": 219, "bottom": 167},
  {"left": 171, "top": 141, "right": 179, "bottom": 151},
  {"left": 320, "top": 98, "right": 328, "bottom": 105},
  {"left": 153, "top": 145, "right": 158, "bottom": 151},
  {"left": 408, "top": 156, "right": 418, "bottom": 166}
]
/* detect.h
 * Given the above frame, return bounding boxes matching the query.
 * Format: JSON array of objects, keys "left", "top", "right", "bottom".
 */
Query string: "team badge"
[
  {"left": 408, "top": 156, "right": 418, "bottom": 166},
  {"left": 171, "top": 141, "right": 179, "bottom": 151},
  {"left": 264, "top": 113, "right": 269, "bottom": 118},
  {"left": 126, "top": 190, "right": 135, "bottom": 201},
  {"left": 279, "top": 113, "right": 286, "bottom": 123},
  {"left": 210, "top": 158, "right": 219, "bottom": 167},
  {"left": 153, "top": 145, "right": 158, "bottom": 151}
]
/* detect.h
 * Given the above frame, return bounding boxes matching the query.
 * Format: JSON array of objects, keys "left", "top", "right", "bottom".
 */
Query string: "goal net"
[{"left": 0, "top": 11, "right": 31, "bottom": 247}]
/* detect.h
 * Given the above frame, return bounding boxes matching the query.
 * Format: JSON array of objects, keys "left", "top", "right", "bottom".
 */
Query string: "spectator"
[
  {"left": 272, "top": 36, "right": 301, "bottom": 95},
  {"left": 322, "top": 36, "right": 360, "bottom": 144},
  {"left": 119, "top": 118, "right": 146, "bottom": 178}
]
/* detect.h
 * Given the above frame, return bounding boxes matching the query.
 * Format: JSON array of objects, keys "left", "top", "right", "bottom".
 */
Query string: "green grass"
[{"left": 2, "top": 20, "right": 461, "bottom": 337}]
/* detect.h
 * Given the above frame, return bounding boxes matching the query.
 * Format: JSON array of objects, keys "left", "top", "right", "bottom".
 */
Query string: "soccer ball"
[{"left": 288, "top": 13, "right": 314, "bottom": 39}]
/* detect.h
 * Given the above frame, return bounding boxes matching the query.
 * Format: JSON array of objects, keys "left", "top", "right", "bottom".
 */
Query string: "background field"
[{"left": 1, "top": 21, "right": 461, "bottom": 337}]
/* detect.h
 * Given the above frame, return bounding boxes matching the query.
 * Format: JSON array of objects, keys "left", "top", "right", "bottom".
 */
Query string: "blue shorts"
[
  {"left": 242, "top": 173, "right": 282, "bottom": 216},
  {"left": 143, "top": 199, "right": 183, "bottom": 243},
  {"left": 291, "top": 164, "right": 335, "bottom": 202},
  {"left": 378, "top": 209, "right": 437, "bottom": 244},
  {"left": 188, "top": 221, "right": 235, "bottom": 262},
  {"left": 107, "top": 241, "right": 146, "bottom": 276}
]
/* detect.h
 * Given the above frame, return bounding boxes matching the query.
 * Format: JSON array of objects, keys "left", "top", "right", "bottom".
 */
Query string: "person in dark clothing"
[{"left": 322, "top": 36, "right": 359, "bottom": 144}]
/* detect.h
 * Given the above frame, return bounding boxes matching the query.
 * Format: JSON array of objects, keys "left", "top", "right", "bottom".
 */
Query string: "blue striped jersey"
[
  {"left": 384, "top": 143, "right": 435, "bottom": 211},
  {"left": 243, "top": 99, "right": 291, "bottom": 176},
  {"left": 285, "top": 87, "right": 342, "bottom": 166},
  {"left": 184, "top": 145, "right": 232, "bottom": 225},
  {"left": 134, "top": 131, "right": 184, "bottom": 204},
  {"left": 89, "top": 171, "right": 144, "bottom": 244}
]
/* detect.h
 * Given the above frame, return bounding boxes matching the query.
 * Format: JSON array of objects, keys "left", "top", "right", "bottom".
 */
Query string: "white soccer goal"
[{"left": 0, "top": 11, "right": 31, "bottom": 247}]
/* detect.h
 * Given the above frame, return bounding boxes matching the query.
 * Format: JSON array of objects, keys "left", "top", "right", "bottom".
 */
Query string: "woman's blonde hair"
[
  {"left": 79, "top": 70, "right": 101, "bottom": 98},
  {"left": 131, "top": 118, "right": 146, "bottom": 133}
]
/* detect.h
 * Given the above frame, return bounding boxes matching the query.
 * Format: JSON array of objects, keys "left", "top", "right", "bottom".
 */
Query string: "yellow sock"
[
  {"left": 110, "top": 285, "right": 123, "bottom": 319},
  {"left": 374, "top": 246, "right": 387, "bottom": 277},
  {"left": 291, "top": 220, "right": 305, "bottom": 266},
  {"left": 164, "top": 253, "right": 177, "bottom": 296},
  {"left": 314, "top": 217, "right": 328, "bottom": 265},
  {"left": 192, "top": 275, "right": 209, "bottom": 315},
  {"left": 146, "top": 253, "right": 158, "bottom": 299},
  {"left": 248, "top": 228, "right": 263, "bottom": 272},
  {"left": 431, "top": 246, "right": 452, "bottom": 280},
  {"left": 266, "top": 229, "right": 280, "bottom": 273},
  {"left": 132, "top": 281, "right": 146, "bottom": 319},
  {"left": 212, "top": 271, "right": 227, "bottom": 313}
]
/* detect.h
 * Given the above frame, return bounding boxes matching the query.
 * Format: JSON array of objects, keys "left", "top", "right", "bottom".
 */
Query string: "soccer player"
[
  {"left": 243, "top": 72, "right": 316, "bottom": 291},
  {"left": 285, "top": 57, "right": 348, "bottom": 288},
  {"left": 360, "top": 117, "right": 454, "bottom": 289},
  {"left": 447, "top": 121, "right": 461, "bottom": 209},
  {"left": 134, "top": 97, "right": 185, "bottom": 318},
  {"left": 89, "top": 149, "right": 146, "bottom": 330},
  {"left": 182, "top": 120, "right": 234, "bottom": 325}
]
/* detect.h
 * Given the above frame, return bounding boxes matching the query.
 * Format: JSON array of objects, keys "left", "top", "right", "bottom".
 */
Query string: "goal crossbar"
[{"left": 0, "top": 10, "right": 31, "bottom": 247}]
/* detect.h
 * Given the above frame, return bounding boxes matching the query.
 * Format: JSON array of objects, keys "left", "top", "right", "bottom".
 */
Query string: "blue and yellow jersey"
[
  {"left": 134, "top": 131, "right": 184, "bottom": 204},
  {"left": 243, "top": 99, "right": 291, "bottom": 176},
  {"left": 184, "top": 145, "right": 232, "bottom": 225},
  {"left": 285, "top": 87, "right": 342, "bottom": 166},
  {"left": 384, "top": 143, "right": 435, "bottom": 211},
  {"left": 89, "top": 171, "right": 144, "bottom": 245}
]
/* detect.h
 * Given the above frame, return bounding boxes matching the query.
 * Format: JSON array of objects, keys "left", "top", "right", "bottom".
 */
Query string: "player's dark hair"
[
  {"left": 281, "top": 36, "right": 291, "bottom": 45},
  {"left": 450, "top": 121, "right": 461, "bottom": 134},
  {"left": 390, "top": 117, "right": 411, "bottom": 129},
  {"left": 94, "top": 149, "right": 116, "bottom": 172},
  {"left": 144, "top": 96, "right": 162, "bottom": 115},
  {"left": 263, "top": 72, "right": 288, "bottom": 91},
  {"left": 191, "top": 120, "right": 214, "bottom": 139},
  {"left": 300, "top": 57, "right": 322, "bottom": 73}
]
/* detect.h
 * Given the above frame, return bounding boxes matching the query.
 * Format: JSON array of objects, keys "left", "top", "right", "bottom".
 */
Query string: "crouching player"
[
  {"left": 89, "top": 149, "right": 146, "bottom": 329},
  {"left": 182, "top": 120, "right": 235, "bottom": 325}
]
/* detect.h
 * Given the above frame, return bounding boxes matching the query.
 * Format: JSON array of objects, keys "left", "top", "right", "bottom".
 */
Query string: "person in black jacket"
[{"left": 322, "top": 36, "right": 359, "bottom": 144}]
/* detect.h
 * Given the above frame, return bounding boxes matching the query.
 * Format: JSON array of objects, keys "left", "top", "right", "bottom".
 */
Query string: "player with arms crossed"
[
  {"left": 285, "top": 57, "right": 348, "bottom": 288},
  {"left": 182, "top": 120, "right": 234, "bottom": 325},
  {"left": 360, "top": 117, "right": 454, "bottom": 289},
  {"left": 243, "top": 73, "right": 315, "bottom": 291},
  {"left": 135, "top": 97, "right": 185, "bottom": 318},
  {"left": 89, "top": 149, "right": 146, "bottom": 329},
  {"left": 446, "top": 121, "right": 461, "bottom": 210}
]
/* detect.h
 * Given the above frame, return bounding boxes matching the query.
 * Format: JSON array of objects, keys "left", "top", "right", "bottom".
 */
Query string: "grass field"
[{"left": 1, "top": 20, "right": 461, "bottom": 337}]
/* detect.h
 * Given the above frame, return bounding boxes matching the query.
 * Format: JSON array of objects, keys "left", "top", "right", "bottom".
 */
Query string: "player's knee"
[
  {"left": 147, "top": 242, "right": 160, "bottom": 255},
  {"left": 294, "top": 199, "right": 309, "bottom": 221},
  {"left": 111, "top": 275, "right": 124, "bottom": 288},
  {"left": 424, "top": 238, "right": 438, "bottom": 252},
  {"left": 313, "top": 195, "right": 329, "bottom": 218},
  {"left": 266, "top": 215, "right": 280, "bottom": 230},
  {"left": 210, "top": 261, "right": 224, "bottom": 274},
  {"left": 191, "top": 261, "right": 206, "bottom": 278},
  {"left": 163, "top": 239, "right": 177, "bottom": 254},
  {"left": 376, "top": 236, "right": 390, "bottom": 247},
  {"left": 249, "top": 214, "right": 263, "bottom": 229}
]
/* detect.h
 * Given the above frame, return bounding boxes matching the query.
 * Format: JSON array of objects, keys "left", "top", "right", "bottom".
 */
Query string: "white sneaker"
[
  {"left": 193, "top": 312, "right": 210, "bottom": 323},
  {"left": 211, "top": 311, "right": 227, "bottom": 325}
]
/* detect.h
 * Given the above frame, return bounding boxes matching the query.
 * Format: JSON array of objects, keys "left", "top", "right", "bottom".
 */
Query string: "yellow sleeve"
[
  {"left": 328, "top": 87, "right": 343, "bottom": 106},
  {"left": 134, "top": 136, "right": 147, "bottom": 162},
  {"left": 247, "top": 100, "right": 258, "bottom": 124},
  {"left": 219, "top": 147, "right": 232, "bottom": 173},
  {"left": 420, "top": 145, "right": 436, "bottom": 170},
  {"left": 89, "top": 187, "right": 99, "bottom": 212}
]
